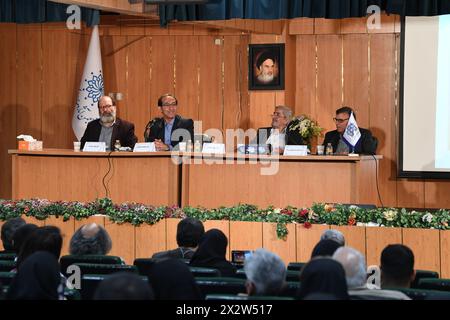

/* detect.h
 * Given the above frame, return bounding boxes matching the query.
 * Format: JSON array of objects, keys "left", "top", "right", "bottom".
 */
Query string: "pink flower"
[
  {"left": 299, "top": 209, "right": 309, "bottom": 217},
  {"left": 304, "top": 222, "right": 312, "bottom": 229}
]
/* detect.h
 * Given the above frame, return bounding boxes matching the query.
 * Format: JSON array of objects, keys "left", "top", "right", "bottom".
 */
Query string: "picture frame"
[{"left": 248, "top": 43, "right": 285, "bottom": 90}]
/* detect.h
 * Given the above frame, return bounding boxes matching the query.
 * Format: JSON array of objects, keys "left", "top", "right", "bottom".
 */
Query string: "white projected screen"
[{"left": 401, "top": 15, "right": 450, "bottom": 177}]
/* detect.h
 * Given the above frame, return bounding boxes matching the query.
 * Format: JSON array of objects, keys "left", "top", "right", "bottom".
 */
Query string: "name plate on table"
[
  {"left": 283, "top": 145, "right": 308, "bottom": 156},
  {"left": 83, "top": 142, "right": 106, "bottom": 152},
  {"left": 202, "top": 143, "right": 225, "bottom": 154},
  {"left": 133, "top": 142, "right": 156, "bottom": 152}
]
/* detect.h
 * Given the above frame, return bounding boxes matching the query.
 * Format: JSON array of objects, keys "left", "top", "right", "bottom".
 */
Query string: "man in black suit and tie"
[{"left": 144, "top": 94, "right": 194, "bottom": 151}]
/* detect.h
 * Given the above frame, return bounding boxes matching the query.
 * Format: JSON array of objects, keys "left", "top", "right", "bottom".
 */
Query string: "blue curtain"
[
  {"left": 158, "top": 0, "right": 450, "bottom": 26},
  {"left": 0, "top": 0, "right": 99, "bottom": 26}
]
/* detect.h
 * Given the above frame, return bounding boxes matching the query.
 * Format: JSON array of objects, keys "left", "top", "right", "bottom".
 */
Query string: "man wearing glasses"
[
  {"left": 80, "top": 95, "right": 138, "bottom": 150},
  {"left": 144, "top": 93, "right": 194, "bottom": 151},
  {"left": 323, "top": 106, "right": 377, "bottom": 155},
  {"left": 253, "top": 105, "right": 304, "bottom": 154}
]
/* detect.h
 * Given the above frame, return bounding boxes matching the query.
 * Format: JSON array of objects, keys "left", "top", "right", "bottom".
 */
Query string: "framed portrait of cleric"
[{"left": 248, "top": 43, "right": 285, "bottom": 90}]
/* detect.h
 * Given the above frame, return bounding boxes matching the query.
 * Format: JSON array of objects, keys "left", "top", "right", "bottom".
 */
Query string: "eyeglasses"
[
  {"left": 99, "top": 104, "right": 114, "bottom": 110},
  {"left": 333, "top": 117, "right": 349, "bottom": 124},
  {"left": 270, "top": 112, "right": 285, "bottom": 118},
  {"left": 161, "top": 102, "right": 177, "bottom": 107}
]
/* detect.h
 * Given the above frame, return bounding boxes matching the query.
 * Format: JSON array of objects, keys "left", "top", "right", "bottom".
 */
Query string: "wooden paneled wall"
[{"left": 1, "top": 15, "right": 450, "bottom": 209}]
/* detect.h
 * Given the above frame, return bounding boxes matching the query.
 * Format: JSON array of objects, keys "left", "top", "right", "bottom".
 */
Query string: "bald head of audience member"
[
  {"left": 333, "top": 247, "right": 367, "bottom": 289},
  {"left": 69, "top": 223, "right": 112, "bottom": 255}
]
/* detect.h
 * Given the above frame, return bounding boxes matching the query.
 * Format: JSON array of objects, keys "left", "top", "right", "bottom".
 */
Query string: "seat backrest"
[
  {"left": 60, "top": 255, "right": 123, "bottom": 276},
  {"left": 396, "top": 287, "right": 450, "bottom": 300},
  {"left": 189, "top": 267, "right": 221, "bottom": 278},
  {"left": 80, "top": 274, "right": 147, "bottom": 300},
  {"left": 287, "top": 262, "right": 305, "bottom": 271},
  {"left": 133, "top": 258, "right": 156, "bottom": 276},
  {"left": 0, "top": 260, "right": 16, "bottom": 272},
  {"left": 411, "top": 270, "right": 440, "bottom": 288},
  {"left": 195, "top": 277, "right": 246, "bottom": 296},
  {"left": 0, "top": 272, "right": 16, "bottom": 287},
  {"left": 73, "top": 263, "right": 137, "bottom": 276},
  {"left": 0, "top": 253, "right": 16, "bottom": 261},
  {"left": 417, "top": 278, "right": 450, "bottom": 292}
]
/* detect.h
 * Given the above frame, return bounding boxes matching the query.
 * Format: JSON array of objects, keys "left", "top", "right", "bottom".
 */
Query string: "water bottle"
[
  {"left": 194, "top": 140, "right": 201, "bottom": 153},
  {"left": 326, "top": 143, "right": 333, "bottom": 155},
  {"left": 186, "top": 140, "right": 193, "bottom": 152},
  {"left": 114, "top": 139, "right": 121, "bottom": 151}
]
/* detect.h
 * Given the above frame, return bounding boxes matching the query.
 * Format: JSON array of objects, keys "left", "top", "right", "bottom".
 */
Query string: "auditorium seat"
[
  {"left": 287, "top": 262, "right": 306, "bottom": 271},
  {"left": 195, "top": 277, "right": 246, "bottom": 296},
  {"left": 60, "top": 255, "right": 124, "bottom": 276},
  {"left": 0, "top": 272, "right": 15, "bottom": 287},
  {"left": 73, "top": 263, "right": 137, "bottom": 275},
  {"left": 190, "top": 267, "right": 221, "bottom": 277},
  {"left": 233, "top": 268, "right": 299, "bottom": 282},
  {"left": 0, "top": 253, "right": 16, "bottom": 261},
  {"left": 0, "top": 260, "right": 15, "bottom": 272},
  {"left": 411, "top": 270, "right": 440, "bottom": 288},
  {"left": 395, "top": 288, "right": 450, "bottom": 300},
  {"left": 417, "top": 279, "right": 450, "bottom": 292},
  {"left": 80, "top": 274, "right": 147, "bottom": 300}
]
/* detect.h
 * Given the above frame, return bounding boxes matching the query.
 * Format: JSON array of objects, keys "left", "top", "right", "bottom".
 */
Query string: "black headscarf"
[
  {"left": 311, "top": 239, "right": 343, "bottom": 258},
  {"left": 148, "top": 258, "right": 202, "bottom": 300},
  {"left": 7, "top": 251, "right": 61, "bottom": 300},
  {"left": 297, "top": 258, "right": 349, "bottom": 300},
  {"left": 189, "top": 229, "right": 236, "bottom": 277}
]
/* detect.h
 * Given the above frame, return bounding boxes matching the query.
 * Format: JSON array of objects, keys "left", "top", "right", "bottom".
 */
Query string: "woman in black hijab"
[
  {"left": 7, "top": 251, "right": 62, "bottom": 300},
  {"left": 189, "top": 229, "right": 236, "bottom": 277},
  {"left": 297, "top": 258, "right": 349, "bottom": 300},
  {"left": 148, "top": 258, "right": 202, "bottom": 300}
]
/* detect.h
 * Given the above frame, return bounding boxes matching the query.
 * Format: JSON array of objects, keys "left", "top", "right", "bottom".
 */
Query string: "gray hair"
[
  {"left": 275, "top": 105, "right": 293, "bottom": 122},
  {"left": 244, "top": 248, "right": 286, "bottom": 296},
  {"left": 69, "top": 223, "right": 112, "bottom": 255},
  {"left": 333, "top": 246, "right": 367, "bottom": 289},
  {"left": 321, "top": 229, "right": 345, "bottom": 246}
]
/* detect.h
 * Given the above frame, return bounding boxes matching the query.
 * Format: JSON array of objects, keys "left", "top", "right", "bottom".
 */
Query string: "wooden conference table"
[{"left": 9, "top": 149, "right": 382, "bottom": 208}]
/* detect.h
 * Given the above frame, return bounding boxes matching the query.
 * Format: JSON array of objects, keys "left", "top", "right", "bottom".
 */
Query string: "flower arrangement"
[
  {"left": 288, "top": 114, "right": 323, "bottom": 147},
  {"left": 1, "top": 199, "right": 449, "bottom": 240}
]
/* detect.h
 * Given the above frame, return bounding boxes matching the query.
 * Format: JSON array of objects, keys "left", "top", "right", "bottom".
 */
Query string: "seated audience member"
[
  {"left": 16, "top": 226, "right": 62, "bottom": 269},
  {"left": 148, "top": 259, "right": 202, "bottom": 300},
  {"left": 12, "top": 223, "right": 38, "bottom": 254},
  {"left": 152, "top": 218, "right": 204, "bottom": 260},
  {"left": 94, "top": 272, "right": 154, "bottom": 300},
  {"left": 297, "top": 258, "right": 349, "bottom": 300},
  {"left": 144, "top": 93, "right": 194, "bottom": 151},
  {"left": 253, "top": 105, "right": 305, "bottom": 154},
  {"left": 7, "top": 251, "right": 63, "bottom": 300},
  {"left": 190, "top": 229, "right": 236, "bottom": 277},
  {"left": 80, "top": 95, "right": 138, "bottom": 150},
  {"left": 311, "top": 239, "right": 343, "bottom": 259},
  {"left": 244, "top": 248, "right": 286, "bottom": 296},
  {"left": 320, "top": 229, "right": 345, "bottom": 246},
  {"left": 69, "top": 223, "right": 112, "bottom": 256},
  {"left": 323, "top": 106, "right": 377, "bottom": 155},
  {"left": 333, "top": 247, "right": 410, "bottom": 300},
  {"left": 381, "top": 244, "right": 415, "bottom": 289},
  {"left": 1, "top": 217, "right": 26, "bottom": 253}
]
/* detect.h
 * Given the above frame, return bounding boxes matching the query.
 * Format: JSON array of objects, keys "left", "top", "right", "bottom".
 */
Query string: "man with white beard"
[
  {"left": 256, "top": 52, "right": 277, "bottom": 85},
  {"left": 80, "top": 95, "right": 137, "bottom": 151}
]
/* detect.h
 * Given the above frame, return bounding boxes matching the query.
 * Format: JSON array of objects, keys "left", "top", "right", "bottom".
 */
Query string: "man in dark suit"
[
  {"left": 144, "top": 93, "right": 194, "bottom": 151},
  {"left": 323, "top": 106, "right": 377, "bottom": 155},
  {"left": 80, "top": 95, "right": 138, "bottom": 150},
  {"left": 254, "top": 105, "right": 305, "bottom": 154}
]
